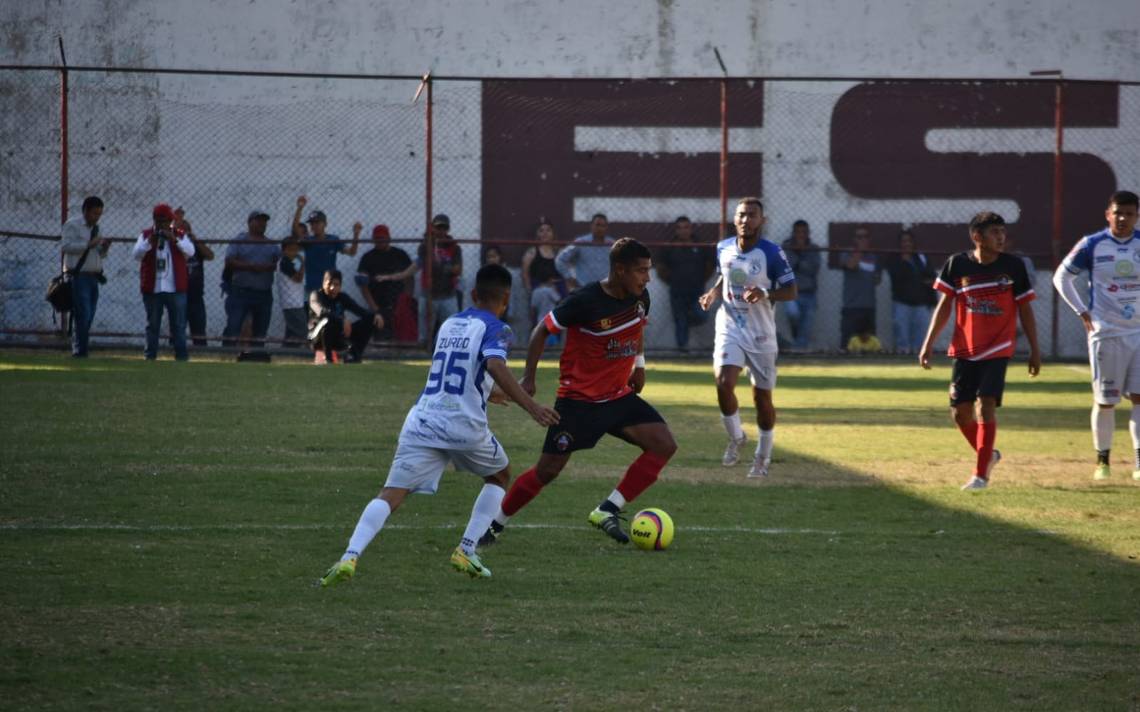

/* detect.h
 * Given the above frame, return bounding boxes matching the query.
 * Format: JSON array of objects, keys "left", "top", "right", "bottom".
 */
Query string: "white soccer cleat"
[
  {"left": 722, "top": 435, "right": 747, "bottom": 467},
  {"left": 961, "top": 476, "right": 988, "bottom": 490},
  {"left": 746, "top": 456, "right": 770, "bottom": 479},
  {"left": 984, "top": 449, "right": 1002, "bottom": 479}
]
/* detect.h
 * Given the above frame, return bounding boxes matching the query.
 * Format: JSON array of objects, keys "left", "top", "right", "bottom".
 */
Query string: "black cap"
[
  {"left": 247, "top": 210, "right": 270, "bottom": 221},
  {"left": 431, "top": 213, "right": 450, "bottom": 228},
  {"left": 306, "top": 210, "right": 328, "bottom": 223}
]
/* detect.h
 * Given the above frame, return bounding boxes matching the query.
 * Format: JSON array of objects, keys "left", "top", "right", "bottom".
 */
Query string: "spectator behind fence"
[
  {"left": 418, "top": 213, "right": 464, "bottom": 339},
  {"left": 885, "top": 229, "right": 936, "bottom": 354},
  {"left": 839, "top": 225, "right": 881, "bottom": 352},
  {"left": 292, "top": 195, "right": 361, "bottom": 298},
  {"left": 1003, "top": 235, "right": 1037, "bottom": 289},
  {"left": 223, "top": 210, "right": 280, "bottom": 351},
  {"left": 356, "top": 224, "right": 415, "bottom": 341},
  {"left": 133, "top": 203, "right": 195, "bottom": 361},
  {"left": 523, "top": 221, "right": 566, "bottom": 345},
  {"left": 781, "top": 219, "right": 820, "bottom": 351},
  {"left": 277, "top": 236, "right": 307, "bottom": 345},
  {"left": 309, "top": 269, "right": 383, "bottom": 364},
  {"left": 60, "top": 195, "right": 109, "bottom": 357},
  {"left": 656, "top": 216, "right": 714, "bottom": 351},
  {"left": 555, "top": 213, "right": 615, "bottom": 290},
  {"left": 175, "top": 208, "right": 214, "bottom": 346}
]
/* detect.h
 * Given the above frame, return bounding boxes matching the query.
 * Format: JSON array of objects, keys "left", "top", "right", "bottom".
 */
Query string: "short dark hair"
[
  {"left": 1110, "top": 190, "right": 1139, "bottom": 209},
  {"left": 610, "top": 237, "right": 651, "bottom": 267},
  {"left": 82, "top": 196, "right": 103, "bottom": 213},
  {"left": 792, "top": 219, "right": 809, "bottom": 229},
  {"left": 736, "top": 196, "right": 764, "bottom": 213},
  {"left": 969, "top": 211, "right": 1006, "bottom": 234},
  {"left": 324, "top": 269, "right": 343, "bottom": 284},
  {"left": 282, "top": 236, "right": 300, "bottom": 247},
  {"left": 898, "top": 229, "right": 916, "bottom": 244},
  {"left": 474, "top": 263, "right": 512, "bottom": 301},
  {"left": 591, "top": 213, "right": 609, "bottom": 223},
  {"left": 674, "top": 215, "right": 691, "bottom": 224}
]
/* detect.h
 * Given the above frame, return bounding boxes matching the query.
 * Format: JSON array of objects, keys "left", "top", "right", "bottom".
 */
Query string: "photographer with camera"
[
  {"left": 60, "top": 195, "right": 110, "bottom": 357},
  {"left": 132, "top": 203, "right": 196, "bottom": 361}
]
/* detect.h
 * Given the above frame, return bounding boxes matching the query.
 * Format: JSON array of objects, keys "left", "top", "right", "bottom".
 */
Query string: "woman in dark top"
[{"left": 521, "top": 220, "right": 564, "bottom": 295}]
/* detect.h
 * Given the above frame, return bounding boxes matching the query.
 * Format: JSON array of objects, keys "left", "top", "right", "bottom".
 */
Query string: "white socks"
[
  {"left": 461, "top": 484, "right": 506, "bottom": 555},
  {"left": 344, "top": 498, "right": 391, "bottom": 560},
  {"left": 1130, "top": 405, "right": 1140, "bottom": 468},
  {"left": 605, "top": 489, "right": 627, "bottom": 511},
  {"left": 1093, "top": 406, "right": 1115, "bottom": 452},
  {"left": 722, "top": 412, "right": 745, "bottom": 441},
  {"left": 756, "top": 428, "right": 774, "bottom": 462}
]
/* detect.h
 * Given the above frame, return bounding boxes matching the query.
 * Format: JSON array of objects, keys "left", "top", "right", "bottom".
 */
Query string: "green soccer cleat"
[
  {"left": 587, "top": 508, "right": 630, "bottom": 544},
  {"left": 1093, "top": 463, "right": 1111, "bottom": 480},
  {"left": 320, "top": 558, "right": 356, "bottom": 588},
  {"left": 450, "top": 547, "right": 492, "bottom": 578}
]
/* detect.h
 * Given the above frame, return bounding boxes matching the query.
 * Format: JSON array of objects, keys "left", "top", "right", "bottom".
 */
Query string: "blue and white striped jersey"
[
  {"left": 715, "top": 236, "right": 796, "bottom": 354},
  {"left": 1058, "top": 228, "right": 1140, "bottom": 341},
  {"left": 399, "top": 308, "right": 513, "bottom": 448}
]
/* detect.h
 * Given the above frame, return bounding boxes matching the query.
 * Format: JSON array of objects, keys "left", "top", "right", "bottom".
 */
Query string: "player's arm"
[
  {"left": 628, "top": 347, "right": 646, "bottom": 394},
  {"left": 1018, "top": 300, "right": 1042, "bottom": 376},
  {"left": 745, "top": 282, "right": 797, "bottom": 303},
  {"left": 1051, "top": 262, "right": 1093, "bottom": 333},
  {"left": 520, "top": 319, "right": 552, "bottom": 396},
  {"left": 918, "top": 291, "right": 954, "bottom": 369},
  {"left": 485, "top": 358, "right": 560, "bottom": 426},
  {"left": 699, "top": 275, "right": 723, "bottom": 311}
]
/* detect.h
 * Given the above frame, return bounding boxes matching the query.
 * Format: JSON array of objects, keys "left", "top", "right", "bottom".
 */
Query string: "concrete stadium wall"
[{"left": 1, "top": 1, "right": 1137, "bottom": 355}]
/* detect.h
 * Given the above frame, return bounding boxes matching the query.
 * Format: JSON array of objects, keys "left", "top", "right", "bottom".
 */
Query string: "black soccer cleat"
[{"left": 587, "top": 508, "right": 630, "bottom": 544}]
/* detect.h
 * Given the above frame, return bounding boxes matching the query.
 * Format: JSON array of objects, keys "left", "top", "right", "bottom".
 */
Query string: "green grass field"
[{"left": 1, "top": 351, "right": 1138, "bottom": 710}]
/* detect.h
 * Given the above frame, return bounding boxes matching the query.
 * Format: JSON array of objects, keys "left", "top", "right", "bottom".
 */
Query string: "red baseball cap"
[
  {"left": 372, "top": 224, "right": 391, "bottom": 239},
  {"left": 153, "top": 203, "right": 176, "bottom": 222}
]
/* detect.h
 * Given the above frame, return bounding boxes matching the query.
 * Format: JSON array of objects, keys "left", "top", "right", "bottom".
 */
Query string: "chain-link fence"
[{"left": 2, "top": 66, "right": 1138, "bottom": 358}]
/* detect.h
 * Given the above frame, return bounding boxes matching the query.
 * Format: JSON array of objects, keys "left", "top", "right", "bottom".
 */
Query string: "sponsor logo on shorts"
[
  {"left": 554, "top": 431, "right": 574, "bottom": 452},
  {"left": 1103, "top": 388, "right": 1121, "bottom": 398}
]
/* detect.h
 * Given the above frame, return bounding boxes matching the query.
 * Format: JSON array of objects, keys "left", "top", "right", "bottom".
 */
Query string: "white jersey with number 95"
[{"left": 399, "top": 308, "right": 513, "bottom": 448}]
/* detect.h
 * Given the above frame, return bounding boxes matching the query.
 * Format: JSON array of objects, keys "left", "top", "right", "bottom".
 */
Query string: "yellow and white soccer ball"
[{"left": 630, "top": 508, "right": 674, "bottom": 551}]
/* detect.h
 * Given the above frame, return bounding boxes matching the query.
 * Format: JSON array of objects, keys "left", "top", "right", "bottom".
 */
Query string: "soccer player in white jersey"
[
  {"left": 699, "top": 197, "right": 797, "bottom": 478},
  {"left": 319, "top": 264, "right": 559, "bottom": 584},
  {"left": 1053, "top": 190, "right": 1140, "bottom": 480}
]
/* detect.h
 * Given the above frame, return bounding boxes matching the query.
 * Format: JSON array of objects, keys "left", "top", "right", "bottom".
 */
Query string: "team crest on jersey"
[
  {"left": 553, "top": 431, "right": 574, "bottom": 452},
  {"left": 1116, "top": 260, "right": 1136, "bottom": 277},
  {"left": 600, "top": 318, "right": 611, "bottom": 329}
]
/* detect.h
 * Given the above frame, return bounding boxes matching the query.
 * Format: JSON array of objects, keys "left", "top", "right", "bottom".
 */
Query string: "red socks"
[
  {"left": 501, "top": 467, "right": 543, "bottom": 516},
  {"left": 975, "top": 421, "right": 997, "bottom": 478},
  {"left": 957, "top": 419, "right": 978, "bottom": 451},
  {"left": 616, "top": 451, "right": 670, "bottom": 502}
]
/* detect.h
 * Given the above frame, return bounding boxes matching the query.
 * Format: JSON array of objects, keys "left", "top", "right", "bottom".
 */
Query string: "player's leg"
[
  {"left": 1090, "top": 337, "right": 1125, "bottom": 479},
  {"left": 320, "top": 442, "right": 445, "bottom": 587},
  {"left": 1122, "top": 336, "right": 1140, "bottom": 480},
  {"left": 950, "top": 359, "right": 979, "bottom": 449},
  {"left": 745, "top": 352, "right": 778, "bottom": 478},
  {"left": 449, "top": 438, "right": 511, "bottom": 578},
  {"left": 587, "top": 398, "right": 675, "bottom": 543},
  {"left": 963, "top": 359, "right": 1007, "bottom": 490},
  {"left": 481, "top": 452, "right": 572, "bottom": 546},
  {"left": 714, "top": 335, "right": 748, "bottom": 465}
]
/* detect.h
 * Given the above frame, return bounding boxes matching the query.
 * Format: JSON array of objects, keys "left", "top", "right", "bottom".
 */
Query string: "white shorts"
[
  {"left": 383, "top": 434, "right": 509, "bottom": 494},
  {"left": 714, "top": 331, "right": 777, "bottom": 389},
  {"left": 1089, "top": 334, "right": 1140, "bottom": 405}
]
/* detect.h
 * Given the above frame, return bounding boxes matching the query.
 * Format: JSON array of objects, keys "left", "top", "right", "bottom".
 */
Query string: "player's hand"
[
  {"left": 353, "top": 221, "right": 363, "bottom": 236},
  {"left": 527, "top": 403, "right": 560, "bottom": 427},
  {"left": 742, "top": 286, "right": 766, "bottom": 304},
  {"left": 918, "top": 346, "right": 932, "bottom": 370},
  {"left": 342, "top": 319, "right": 352, "bottom": 338},
  {"left": 519, "top": 375, "right": 537, "bottom": 397},
  {"left": 1080, "top": 312, "right": 1094, "bottom": 333},
  {"left": 488, "top": 385, "right": 510, "bottom": 406},
  {"left": 698, "top": 289, "right": 718, "bottom": 311},
  {"left": 628, "top": 367, "right": 646, "bottom": 394},
  {"left": 1027, "top": 349, "right": 1042, "bottom": 377},
  {"left": 297, "top": 195, "right": 307, "bottom": 209},
  {"left": 372, "top": 313, "right": 385, "bottom": 330}
]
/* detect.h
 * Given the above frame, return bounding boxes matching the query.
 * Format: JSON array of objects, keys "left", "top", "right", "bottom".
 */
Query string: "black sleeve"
[
  {"left": 339, "top": 293, "right": 373, "bottom": 319},
  {"left": 549, "top": 286, "right": 592, "bottom": 329}
]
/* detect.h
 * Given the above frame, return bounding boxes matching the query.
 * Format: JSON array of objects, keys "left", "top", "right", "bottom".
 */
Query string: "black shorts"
[
  {"left": 950, "top": 358, "right": 1009, "bottom": 407},
  {"left": 542, "top": 393, "right": 666, "bottom": 454}
]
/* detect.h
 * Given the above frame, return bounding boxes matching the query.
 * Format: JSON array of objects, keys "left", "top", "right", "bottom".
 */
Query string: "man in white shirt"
[
  {"left": 699, "top": 197, "right": 797, "bottom": 478},
  {"left": 132, "top": 203, "right": 196, "bottom": 361},
  {"left": 60, "top": 196, "right": 109, "bottom": 357},
  {"left": 1053, "top": 190, "right": 1140, "bottom": 480}
]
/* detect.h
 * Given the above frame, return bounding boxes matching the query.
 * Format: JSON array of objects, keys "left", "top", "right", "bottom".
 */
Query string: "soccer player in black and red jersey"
[
  {"left": 919, "top": 211, "right": 1042, "bottom": 490},
  {"left": 481, "top": 237, "right": 677, "bottom": 544}
]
